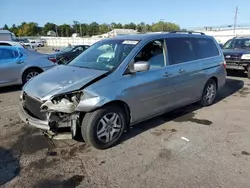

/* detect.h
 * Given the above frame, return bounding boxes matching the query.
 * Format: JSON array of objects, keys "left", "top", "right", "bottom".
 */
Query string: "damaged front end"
[{"left": 39, "top": 91, "right": 83, "bottom": 138}]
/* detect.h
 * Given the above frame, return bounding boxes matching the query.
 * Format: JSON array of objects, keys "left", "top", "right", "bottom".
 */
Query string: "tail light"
[
  {"left": 48, "top": 57, "right": 57, "bottom": 63},
  {"left": 223, "top": 61, "right": 226, "bottom": 69}
]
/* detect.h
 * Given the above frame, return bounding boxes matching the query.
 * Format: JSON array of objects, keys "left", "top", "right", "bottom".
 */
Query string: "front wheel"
[
  {"left": 81, "top": 105, "right": 126, "bottom": 149},
  {"left": 200, "top": 79, "right": 217, "bottom": 107}
]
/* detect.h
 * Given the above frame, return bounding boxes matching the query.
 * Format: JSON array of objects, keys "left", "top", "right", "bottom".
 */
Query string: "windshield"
[
  {"left": 223, "top": 38, "right": 250, "bottom": 49},
  {"left": 68, "top": 39, "right": 138, "bottom": 71},
  {"left": 60, "top": 46, "right": 74, "bottom": 52}
]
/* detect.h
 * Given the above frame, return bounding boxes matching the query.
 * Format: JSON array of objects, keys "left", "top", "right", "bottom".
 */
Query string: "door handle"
[
  {"left": 179, "top": 68, "right": 185, "bottom": 73},
  {"left": 163, "top": 72, "right": 172, "bottom": 77},
  {"left": 16, "top": 61, "right": 24, "bottom": 64}
]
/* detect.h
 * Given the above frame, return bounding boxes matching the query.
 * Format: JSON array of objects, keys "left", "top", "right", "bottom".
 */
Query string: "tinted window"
[
  {"left": 0, "top": 48, "right": 17, "bottom": 60},
  {"left": 166, "top": 38, "right": 196, "bottom": 65},
  {"left": 134, "top": 40, "right": 165, "bottom": 69},
  {"left": 166, "top": 37, "right": 219, "bottom": 65},
  {"left": 194, "top": 38, "right": 219, "bottom": 59}
]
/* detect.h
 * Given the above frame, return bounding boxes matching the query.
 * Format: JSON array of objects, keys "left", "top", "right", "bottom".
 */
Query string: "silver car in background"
[
  {"left": 0, "top": 46, "right": 55, "bottom": 87},
  {"left": 19, "top": 32, "right": 226, "bottom": 149}
]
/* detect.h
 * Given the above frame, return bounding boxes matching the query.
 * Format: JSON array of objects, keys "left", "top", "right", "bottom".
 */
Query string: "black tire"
[
  {"left": 200, "top": 79, "right": 217, "bottom": 107},
  {"left": 81, "top": 105, "right": 126, "bottom": 149},
  {"left": 22, "top": 68, "right": 42, "bottom": 85},
  {"left": 247, "top": 66, "right": 250, "bottom": 79},
  {"left": 71, "top": 118, "right": 83, "bottom": 141}
]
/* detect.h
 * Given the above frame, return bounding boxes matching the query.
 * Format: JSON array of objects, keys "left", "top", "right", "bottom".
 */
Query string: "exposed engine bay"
[{"left": 41, "top": 92, "right": 83, "bottom": 136}]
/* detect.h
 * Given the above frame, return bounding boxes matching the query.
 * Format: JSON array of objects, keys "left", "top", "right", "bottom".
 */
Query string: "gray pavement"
[{"left": 0, "top": 73, "right": 250, "bottom": 188}]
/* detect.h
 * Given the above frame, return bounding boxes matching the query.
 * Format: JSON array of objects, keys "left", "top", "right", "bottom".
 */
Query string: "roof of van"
[
  {"left": 0, "top": 30, "right": 12, "bottom": 34},
  {"left": 113, "top": 32, "right": 212, "bottom": 41}
]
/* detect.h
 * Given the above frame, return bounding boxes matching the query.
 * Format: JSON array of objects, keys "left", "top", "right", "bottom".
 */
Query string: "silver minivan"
[{"left": 19, "top": 32, "right": 227, "bottom": 149}]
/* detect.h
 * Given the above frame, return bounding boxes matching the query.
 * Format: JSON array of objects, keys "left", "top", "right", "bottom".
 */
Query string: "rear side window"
[
  {"left": 166, "top": 38, "right": 196, "bottom": 65},
  {"left": 0, "top": 48, "right": 18, "bottom": 60},
  {"left": 194, "top": 38, "right": 219, "bottom": 59},
  {"left": 166, "top": 37, "right": 219, "bottom": 65}
]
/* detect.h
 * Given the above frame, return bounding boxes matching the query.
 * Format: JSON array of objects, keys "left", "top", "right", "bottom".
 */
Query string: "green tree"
[
  {"left": 58, "top": 24, "right": 72, "bottom": 37},
  {"left": 3, "top": 24, "right": 9, "bottom": 30},
  {"left": 81, "top": 23, "right": 89, "bottom": 36},
  {"left": 72, "top": 20, "right": 79, "bottom": 34},
  {"left": 88, "top": 22, "right": 99, "bottom": 36},
  {"left": 9, "top": 24, "right": 18, "bottom": 35},
  {"left": 137, "top": 22, "right": 148, "bottom": 33},
  {"left": 151, "top": 21, "right": 180, "bottom": 32},
  {"left": 99, "top": 23, "right": 110, "bottom": 34},
  {"left": 43, "top": 22, "right": 57, "bottom": 35},
  {"left": 110, "top": 22, "right": 123, "bottom": 29},
  {"left": 124, "top": 22, "right": 137, "bottom": 30},
  {"left": 15, "top": 22, "right": 39, "bottom": 36}
]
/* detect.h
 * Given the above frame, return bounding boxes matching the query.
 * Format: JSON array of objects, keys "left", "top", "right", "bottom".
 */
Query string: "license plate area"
[{"left": 226, "top": 63, "right": 245, "bottom": 70}]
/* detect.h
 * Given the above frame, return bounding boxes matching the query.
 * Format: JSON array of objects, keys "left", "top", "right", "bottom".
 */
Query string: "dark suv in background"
[
  {"left": 50, "top": 45, "right": 90, "bottom": 64},
  {"left": 223, "top": 37, "right": 250, "bottom": 78}
]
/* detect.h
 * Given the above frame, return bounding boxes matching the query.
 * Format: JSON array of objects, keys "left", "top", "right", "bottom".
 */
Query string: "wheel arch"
[
  {"left": 21, "top": 66, "right": 43, "bottom": 84},
  {"left": 102, "top": 100, "right": 131, "bottom": 125},
  {"left": 209, "top": 76, "right": 218, "bottom": 89},
  {"left": 79, "top": 99, "right": 131, "bottom": 128}
]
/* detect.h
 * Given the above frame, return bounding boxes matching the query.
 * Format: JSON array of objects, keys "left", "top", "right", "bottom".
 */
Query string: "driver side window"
[{"left": 134, "top": 40, "right": 165, "bottom": 70}]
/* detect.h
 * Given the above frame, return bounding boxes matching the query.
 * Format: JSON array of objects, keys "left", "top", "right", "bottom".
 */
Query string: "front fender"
[{"left": 75, "top": 95, "right": 110, "bottom": 112}]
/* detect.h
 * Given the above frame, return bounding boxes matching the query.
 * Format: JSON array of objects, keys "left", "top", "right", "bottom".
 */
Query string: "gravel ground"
[{"left": 0, "top": 73, "right": 250, "bottom": 188}]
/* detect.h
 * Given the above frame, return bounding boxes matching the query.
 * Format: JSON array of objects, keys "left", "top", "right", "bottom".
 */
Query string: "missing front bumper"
[
  {"left": 18, "top": 102, "right": 50, "bottom": 130},
  {"left": 18, "top": 102, "right": 79, "bottom": 140}
]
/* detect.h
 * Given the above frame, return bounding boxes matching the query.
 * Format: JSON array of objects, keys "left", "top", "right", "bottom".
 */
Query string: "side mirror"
[{"left": 130, "top": 61, "right": 150, "bottom": 73}]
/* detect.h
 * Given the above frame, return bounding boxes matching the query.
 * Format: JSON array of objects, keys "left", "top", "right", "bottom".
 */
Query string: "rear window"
[
  {"left": 194, "top": 38, "right": 219, "bottom": 59},
  {"left": 166, "top": 37, "right": 219, "bottom": 65}
]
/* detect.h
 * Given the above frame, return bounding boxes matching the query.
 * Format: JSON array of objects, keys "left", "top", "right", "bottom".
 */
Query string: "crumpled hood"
[
  {"left": 23, "top": 65, "right": 108, "bottom": 100},
  {"left": 223, "top": 49, "right": 250, "bottom": 55}
]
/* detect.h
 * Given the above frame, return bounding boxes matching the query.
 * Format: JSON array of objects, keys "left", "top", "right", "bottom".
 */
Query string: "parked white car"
[
  {"left": 0, "top": 40, "right": 24, "bottom": 48},
  {"left": 30, "top": 40, "right": 44, "bottom": 47},
  {"left": 21, "top": 39, "right": 44, "bottom": 48}
]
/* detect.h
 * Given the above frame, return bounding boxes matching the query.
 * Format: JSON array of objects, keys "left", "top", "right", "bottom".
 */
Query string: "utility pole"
[
  {"left": 55, "top": 25, "right": 58, "bottom": 37},
  {"left": 160, "top": 19, "right": 164, "bottom": 32},
  {"left": 233, "top": 6, "right": 238, "bottom": 35},
  {"left": 79, "top": 23, "right": 82, "bottom": 37}
]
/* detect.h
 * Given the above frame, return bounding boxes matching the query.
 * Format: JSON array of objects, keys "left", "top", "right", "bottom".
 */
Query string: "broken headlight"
[{"left": 40, "top": 91, "right": 83, "bottom": 113}]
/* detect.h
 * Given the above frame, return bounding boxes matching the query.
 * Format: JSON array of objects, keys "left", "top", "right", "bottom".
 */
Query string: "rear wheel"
[
  {"left": 22, "top": 68, "right": 42, "bottom": 85},
  {"left": 200, "top": 79, "right": 217, "bottom": 107},
  {"left": 81, "top": 105, "right": 126, "bottom": 149}
]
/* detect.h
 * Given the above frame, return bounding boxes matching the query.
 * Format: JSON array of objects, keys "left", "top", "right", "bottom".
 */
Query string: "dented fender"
[{"left": 75, "top": 91, "right": 110, "bottom": 112}]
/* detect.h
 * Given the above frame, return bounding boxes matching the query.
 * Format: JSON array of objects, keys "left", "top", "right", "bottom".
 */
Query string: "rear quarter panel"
[{"left": 201, "top": 56, "right": 226, "bottom": 90}]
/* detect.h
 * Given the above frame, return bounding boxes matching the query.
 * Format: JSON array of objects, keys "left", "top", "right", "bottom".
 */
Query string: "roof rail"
[{"left": 169, "top": 31, "right": 205, "bottom": 35}]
